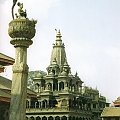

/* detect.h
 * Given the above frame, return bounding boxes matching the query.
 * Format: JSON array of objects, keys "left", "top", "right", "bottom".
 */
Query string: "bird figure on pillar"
[{"left": 12, "top": 0, "right": 17, "bottom": 19}]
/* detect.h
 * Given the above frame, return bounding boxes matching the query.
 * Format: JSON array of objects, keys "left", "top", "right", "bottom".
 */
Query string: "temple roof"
[
  {"left": 101, "top": 107, "right": 120, "bottom": 117},
  {"left": 113, "top": 96, "right": 120, "bottom": 106},
  {"left": 46, "top": 30, "right": 73, "bottom": 77},
  {"left": 0, "top": 76, "right": 37, "bottom": 102},
  {"left": 0, "top": 53, "right": 14, "bottom": 73},
  {"left": 0, "top": 53, "right": 14, "bottom": 66},
  {"left": 50, "top": 30, "right": 67, "bottom": 66},
  {"left": 0, "top": 76, "right": 11, "bottom": 90}
]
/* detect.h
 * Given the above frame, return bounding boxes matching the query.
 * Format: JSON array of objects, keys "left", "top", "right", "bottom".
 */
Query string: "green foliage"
[{"left": 27, "top": 70, "right": 46, "bottom": 90}]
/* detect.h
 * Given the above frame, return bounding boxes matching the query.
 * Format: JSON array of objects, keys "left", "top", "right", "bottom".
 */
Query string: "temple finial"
[
  {"left": 55, "top": 29, "right": 57, "bottom": 32},
  {"left": 56, "top": 29, "right": 62, "bottom": 40}
]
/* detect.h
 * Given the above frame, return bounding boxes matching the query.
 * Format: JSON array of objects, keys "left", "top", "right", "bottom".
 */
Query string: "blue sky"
[{"left": 1, "top": 0, "right": 120, "bottom": 103}]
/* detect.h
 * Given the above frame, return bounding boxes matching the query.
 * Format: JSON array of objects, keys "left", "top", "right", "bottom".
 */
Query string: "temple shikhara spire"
[
  {"left": 50, "top": 29, "right": 67, "bottom": 66},
  {"left": 47, "top": 29, "right": 71, "bottom": 77}
]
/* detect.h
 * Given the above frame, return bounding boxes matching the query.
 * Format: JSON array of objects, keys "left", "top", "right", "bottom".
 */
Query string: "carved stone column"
[{"left": 8, "top": 2, "right": 37, "bottom": 120}]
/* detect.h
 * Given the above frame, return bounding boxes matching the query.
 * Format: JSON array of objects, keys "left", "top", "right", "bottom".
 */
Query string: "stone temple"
[{"left": 25, "top": 30, "right": 109, "bottom": 120}]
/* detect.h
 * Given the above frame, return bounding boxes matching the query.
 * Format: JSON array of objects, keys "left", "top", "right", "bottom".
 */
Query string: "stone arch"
[
  {"left": 69, "top": 99, "right": 72, "bottom": 108},
  {"left": 79, "top": 117, "right": 82, "bottom": 120},
  {"left": 42, "top": 99, "right": 47, "bottom": 108},
  {"left": 83, "top": 117, "right": 85, "bottom": 120},
  {"left": 55, "top": 116, "right": 60, "bottom": 120},
  {"left": 76, "top": 117, "right": 79, "bottom": 120},
  {"left": 26, "top": 100, "right": 29, "bottom": 108},
  {"left": 72, "top": 84, "right": 75, "bottom": 92},
  {"left": 69, "top": 116, "right": 72, "bottom": 120},
  {"left": 61, "top": 116, "right": 67, "bottom": 120},
  {"left": 66, "top": 82, "right": 69, "bottom": 87},
  {"left": 36, "top": 116, "right": 41, "bottom": 120},
  {"left": 48, "top": 116, "right": 54, "bottom": 120},
  {"left": 69, "top": 79, "right": 72, "bottom": 90},
  {"left": 42, "top": 116, "right": 47, "bottom": 120},
  {"left": 49, "top": 99, "right": 58, "bottom": 108},
  {"left": 47, "top": 82, "right": 52, "bottom": 90},
  {"left": 53, "top": 99, "right": 58, "bottom": 107},
  {"left": 87, "top": 103, "right": 91, "bottom": 110},
  {"left": 30, "top": 116, "right": 35, "bottom": 120},
  {"left": 42, "top": 101, "right": 45, "bottom": 108},
  {"left": 41, "top": 79, "right": 46, "bottom": 90},
  {"left": 49, "top": 99, "right": 53, "bottom": 108},
  {"left": 30, "top": 97, "right": 38, "bottom": 108},
  {"left": 72, "top": 97, "right": 76, "bottom": 108},
  {"left": 76, "top": 98, "right": 80, "bottom": 108},
  {"left": 61, "top": 99, "right": 67, "bottom": 106},
  {"left": 72, "top": 116, "right": 75, "bottom": 120},
  {"left": 36, "top": 101, "right": 39, "bottom": 108},
  {"left": 53, "top": 79, "right": 58, "bottom": 91},
  {"left": 26, "top": 117, "right": 28, "bottom": 120},
  {"left": 52, "top": 69, "right": 55, "bottom": 75},
  {"left": 35, "top": 83, "right": 40, "bottom": 92},
  {"left": 59, "top": 81, "right": 64, "bottom": 90}
]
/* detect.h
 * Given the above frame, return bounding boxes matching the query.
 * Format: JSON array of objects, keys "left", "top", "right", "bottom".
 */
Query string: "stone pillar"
[
  {"left": 8, "top": 2, "right": 37, "bottom": 120},
  {"left": 64, "top": 81, "right": 68, "bottom": 91},
  {"left": 38, "top": 101, "right": 41, "bottom": 108},
  {"left": 51, "top": 82, "right": 53, "bottom": 91},
  {"left": 58, "top": 82, "right": 60, "bottom": 91},
  {"left": 28, "top": 99, "right": 31, "bottom": 108}
]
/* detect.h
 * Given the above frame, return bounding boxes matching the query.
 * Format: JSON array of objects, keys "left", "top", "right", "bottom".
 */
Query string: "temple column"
[
  {"left": 28, "top": 99, "right": 31, "bottom": 108},
  {"left": 38, "top": 100, "right": 41, "bottom": 108},
  {"left": 8, "top": 2, "right": 37, "bottom": 120},
  {"left": 58, "top": 82, "right": 60, "bottom": 91},
  {"left": 51, "top": 82, "right": 53, "bottom": 91}
]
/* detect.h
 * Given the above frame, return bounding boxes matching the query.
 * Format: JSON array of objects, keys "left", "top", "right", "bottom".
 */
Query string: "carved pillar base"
[{"left": 9, "top": 63, "right": 28, "bottom": 120}]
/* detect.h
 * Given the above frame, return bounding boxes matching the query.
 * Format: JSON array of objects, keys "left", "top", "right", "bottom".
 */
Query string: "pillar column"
[
  {"left": 38, "top": 100, "right": 41, "bottom": 108},
  {"left": 8, "top": 2, "right": 37, "bottom": 120},
  {"left": 58, "top": 82, "right": 60, "bottom": 91},
  {"left": 41, "top": 101, "right": 43, "bottom": 109},
  {"left": 64, "top": 81, "right": 68, "bottom": 91},
  {"left": 51, "top": 82, "right": 53, "bottom": 91},
  {"left": 28, "top": 99, "right": 31, "bottom": 108}
]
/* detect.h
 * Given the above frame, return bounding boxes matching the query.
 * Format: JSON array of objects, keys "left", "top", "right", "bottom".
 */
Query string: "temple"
[{"left": 25, "top": 30, "right": 109, "bottom": 120}]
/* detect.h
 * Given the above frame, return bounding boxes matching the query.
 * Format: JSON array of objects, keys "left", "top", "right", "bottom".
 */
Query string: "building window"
[
  {"left": 59, "top": 82, "right": 64, "bottom": 90},
  {"left": 93, "top": 104, "right": 96, "bottom": 108}
]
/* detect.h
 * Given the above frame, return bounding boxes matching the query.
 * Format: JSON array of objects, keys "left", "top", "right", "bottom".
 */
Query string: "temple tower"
[
  {"left": 8, "top": 2, "right": 37, "bottom": 120},
  {"left": 50, "top": 30, "right": 67, "bottom": 66},
  {"left": 47, "top": 30, "right": 70, "bottom": 76},
  {"left": 31, "top": 30, "right": 86, "bottom": 120}
]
